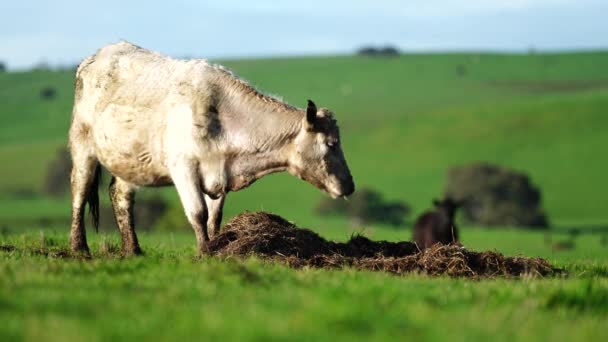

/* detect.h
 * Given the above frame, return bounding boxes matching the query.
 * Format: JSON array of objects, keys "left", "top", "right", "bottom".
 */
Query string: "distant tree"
[
  {"left": 98, "top": 195, "right": 169, "bottom": 231},
  {"left": 40, "top": 86, "right": 57, "bottom": 100},
  {"left": 357, "top": 45, "right": 400, "bottom": 57},
  {"left": 154, "top": 203, "right": 190, "bottom": 231},
  {"left": 43, "top": 147, "right": 72, "bottom": 197},
  {"left": 6, "top": 188, "right": 37, "bottom": 199},
  {"left": 455, "top": 64, "right": 467, "bottom": 77},
  {"left": 444, "top": 162, "right": 549, "bottom": 228},
  {"left": 0, "top": 61, "right": 6, "bottom": 73},
  {"left": 357, "top": 46, "right": 379, "bottom": 56},
  {"left": 379, "top": 46, "right": 400, "bottom": 56},
  {"left": 133, "top": 195, "right": 169, "bottom": 230},
  {"left": 316, "top": 188, "right": 410, "bottom": 227}
]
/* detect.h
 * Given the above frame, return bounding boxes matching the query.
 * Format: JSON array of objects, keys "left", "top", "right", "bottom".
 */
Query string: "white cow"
[{"left": 68, "top": 42, "right": 354, "bottom": 256}]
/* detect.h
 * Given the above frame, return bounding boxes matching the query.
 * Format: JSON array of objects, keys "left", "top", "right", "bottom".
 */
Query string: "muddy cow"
[
  {"left": 413, "top": 198, "right": 461, "bottom": 250},
  {"left": 68, "top": 41, "right": 355, "bottom": 256}
]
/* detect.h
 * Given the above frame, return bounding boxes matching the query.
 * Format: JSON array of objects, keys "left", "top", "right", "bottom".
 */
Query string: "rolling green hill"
[
  {"left": 2, "top": 52, "right": 608, "bottom": 342},
  {"left": 1, "top": 51, "right": 608, "bottom": 229}
]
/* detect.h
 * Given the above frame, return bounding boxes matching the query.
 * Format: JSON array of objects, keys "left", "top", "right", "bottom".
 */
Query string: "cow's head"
[
  {"left": 433, "top": 197, "right": 462, "bottom": 220},
  {"left": 288, "top": 100, "right": 355, "bottom": 198}
]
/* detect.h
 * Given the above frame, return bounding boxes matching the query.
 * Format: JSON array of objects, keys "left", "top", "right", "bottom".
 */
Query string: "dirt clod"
[
  {"left": 207, "top": 211, "right": 562, "bottom": 278},
  {"left": 0, "top": 245, "right": 16, "bottom": 252}
]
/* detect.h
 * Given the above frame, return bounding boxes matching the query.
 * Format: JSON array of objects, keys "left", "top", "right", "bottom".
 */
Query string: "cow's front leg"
[
  {"left": 205, "top": 194, "right": 225, "bottom": 238},
  {"left": 171, "top": 164, "right": 210, "bottom": 256}
]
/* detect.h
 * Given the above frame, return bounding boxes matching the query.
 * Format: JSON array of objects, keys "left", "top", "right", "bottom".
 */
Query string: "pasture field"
[{"left": 1, "top": 51, "right": 608, "bottom": 340}]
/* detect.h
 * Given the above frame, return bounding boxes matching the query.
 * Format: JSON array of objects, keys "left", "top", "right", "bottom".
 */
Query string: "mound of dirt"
[{"left": 207, "top": 211, "right": 561, "bottom": 278}]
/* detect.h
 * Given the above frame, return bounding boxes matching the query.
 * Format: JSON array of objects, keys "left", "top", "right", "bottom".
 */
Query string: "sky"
[{"left": 0, "top": 0, "right": 607, "bottom": 70}]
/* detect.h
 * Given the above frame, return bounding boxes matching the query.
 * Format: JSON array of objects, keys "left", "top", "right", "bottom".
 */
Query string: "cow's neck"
[
  {"left": 225, "top": 148, "right": 293, "bottom": 191},
  {"left": 223, "top": 127, "right": 300, "bottom": 192},
  {"left": 215, "top": 71, "right": 305, "bottom": 190}
]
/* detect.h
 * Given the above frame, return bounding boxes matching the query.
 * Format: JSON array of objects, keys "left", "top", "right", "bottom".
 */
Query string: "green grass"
[{"left": 0, "top": 229, "right": 607, "bottom": 341}]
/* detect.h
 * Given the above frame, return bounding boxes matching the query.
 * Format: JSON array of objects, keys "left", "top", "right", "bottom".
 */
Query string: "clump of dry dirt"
[
  {"left": 0, "top": 245, "right": 16, "bottom": 252},
  {"left": 207, "top": 211, "right": 562, "bottom": 278}
]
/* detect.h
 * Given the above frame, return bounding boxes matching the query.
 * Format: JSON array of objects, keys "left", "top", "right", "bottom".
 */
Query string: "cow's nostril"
[{"left": 343, "top": 181, "right": 355, "bottom": 196}]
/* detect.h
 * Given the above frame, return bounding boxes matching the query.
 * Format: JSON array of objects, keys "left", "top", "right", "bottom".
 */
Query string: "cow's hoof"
[
  {"left": 121, "top": 246, "right": 144, "bottom": 258},
  {"left": 70, "top": 248, "right": 91, "bottom": 259}
]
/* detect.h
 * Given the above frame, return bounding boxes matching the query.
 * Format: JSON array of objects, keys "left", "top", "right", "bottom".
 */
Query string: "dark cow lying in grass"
[{"left": 413, "top": 198, "right": 461, "bottom": 250}]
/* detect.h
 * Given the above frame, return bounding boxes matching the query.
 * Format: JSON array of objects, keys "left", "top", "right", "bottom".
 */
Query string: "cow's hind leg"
[
  {"left": 171, "top": 164, "right": 209, "bottom": 256},
  {"left": 205, "top": 194, "right": 225, "bottom": 238},
  {"left": 109, "top": 177, "right": 142, "bottom": 256},
  {"left": 69, "top": 145, "right": 99, "bottom": 255}
]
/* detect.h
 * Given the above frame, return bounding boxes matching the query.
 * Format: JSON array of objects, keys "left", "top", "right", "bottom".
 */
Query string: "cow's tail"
[{"left": 87, "top": 164, "right": 102, "bottom": 232}]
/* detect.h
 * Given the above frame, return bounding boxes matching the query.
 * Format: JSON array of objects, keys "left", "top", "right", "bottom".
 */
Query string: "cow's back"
[
  {"left": 71, "top": 42, "right": 213, "bottom": 186},
  {"left": 76, "top": 42, "right": 208, "bottom": 117}
]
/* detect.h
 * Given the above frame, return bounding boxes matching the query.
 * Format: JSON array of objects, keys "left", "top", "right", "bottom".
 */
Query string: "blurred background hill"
[
  {"left": 1, "top": 51, "right": 608, "bottom": 232},
  {"left": 1, "top": 0, "right": 608, "bottom": 235}
]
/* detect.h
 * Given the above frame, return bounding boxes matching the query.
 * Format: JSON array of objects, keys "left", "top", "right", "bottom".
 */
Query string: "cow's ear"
[
  {"left": 433, "top": 199, "right": 441, "bottom": 207},
  {"left": 306, "top": 99, "right": 317, "bottom": 126}
]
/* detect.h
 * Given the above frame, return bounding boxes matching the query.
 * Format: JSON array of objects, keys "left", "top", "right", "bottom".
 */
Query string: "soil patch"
[
  {"left": 0, "top": 245, "right": 16, "bottom": 252},
  {"left": 208, "top": 211, "right": 562, "bottom": 278}
]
